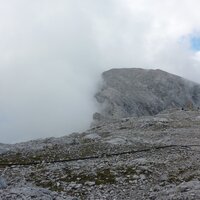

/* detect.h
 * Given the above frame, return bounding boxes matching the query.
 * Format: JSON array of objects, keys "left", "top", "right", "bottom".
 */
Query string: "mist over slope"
[{"left": 95, "top": 68, "right": 200, "bottom": 120}]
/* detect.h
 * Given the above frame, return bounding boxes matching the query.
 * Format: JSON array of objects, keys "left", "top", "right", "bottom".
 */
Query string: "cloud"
[{"left": 0, "top": 0, "right": 200, "bottom": 143}]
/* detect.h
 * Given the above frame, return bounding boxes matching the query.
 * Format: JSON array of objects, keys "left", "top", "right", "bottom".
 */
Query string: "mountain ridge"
[{"left": 94, "top": 68, "right": 200, "bottom": 121}]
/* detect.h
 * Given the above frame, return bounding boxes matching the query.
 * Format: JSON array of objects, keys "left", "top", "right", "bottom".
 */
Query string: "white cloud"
[{"left": 0, "top": 0, "right": 200, "bottom": 143}]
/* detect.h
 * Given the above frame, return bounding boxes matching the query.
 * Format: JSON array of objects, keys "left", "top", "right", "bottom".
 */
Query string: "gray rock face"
[
  {"left": 95, "top": 68, "right": 200, "bottom": 120},
  {"left": 0, "top": 187, "right": 74, "bottom": 200},
  {"left": 0, "top": 177, "right": 7, "bottom": 189}
]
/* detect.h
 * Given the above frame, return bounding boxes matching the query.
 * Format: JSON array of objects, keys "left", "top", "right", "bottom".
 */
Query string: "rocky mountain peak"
[{"left": 94, "top": 68, "right": 200, "bottom": 121}]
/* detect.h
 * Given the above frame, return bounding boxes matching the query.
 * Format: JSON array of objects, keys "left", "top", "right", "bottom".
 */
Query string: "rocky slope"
[
  {"left": 1, "top": 109, "right": 200, "bottom": 199},
  {"left": 1, "top": 68, "right": 200, "bottom": 199},
  {"left": 94, "top": 68, "right": 200, "bottom": 120}
]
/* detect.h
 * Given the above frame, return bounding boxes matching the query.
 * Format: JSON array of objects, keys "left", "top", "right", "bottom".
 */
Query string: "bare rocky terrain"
[{"left": 1, "top": 68, "right": 200, "bottom": 199}]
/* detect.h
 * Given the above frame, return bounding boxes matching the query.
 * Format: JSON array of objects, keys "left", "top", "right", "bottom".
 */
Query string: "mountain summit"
[{"left": 94, "top": 68, "right": 200, "bottom": 120}]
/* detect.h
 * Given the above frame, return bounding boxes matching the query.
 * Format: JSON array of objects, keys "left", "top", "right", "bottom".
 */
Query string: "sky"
[{"left": 1, "top": 0, "right": 200, "bottom": 143}]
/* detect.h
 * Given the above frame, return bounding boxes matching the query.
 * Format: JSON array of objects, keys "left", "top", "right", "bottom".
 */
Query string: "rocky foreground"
[{"left": 1, "top": 109, "right": 200, "bottom": 199}]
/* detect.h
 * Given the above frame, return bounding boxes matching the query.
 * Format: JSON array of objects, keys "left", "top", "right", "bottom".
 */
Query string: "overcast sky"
[{"left": 1, "top": 0, "right": 200, "bottom": 143}]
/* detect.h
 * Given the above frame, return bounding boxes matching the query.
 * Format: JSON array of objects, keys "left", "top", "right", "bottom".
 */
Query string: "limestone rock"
[
  {"left": 0, "top": 177, "right": 7, "bottom": 189},
  {"left": 0, "top": 187, "right": 74, "bottom": 200},
  {"left": 95, "top": 68, "right": 200, "bottom": 120}
]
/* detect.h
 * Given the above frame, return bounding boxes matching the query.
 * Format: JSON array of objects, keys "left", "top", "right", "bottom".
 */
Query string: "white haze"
[{"left": 1, "top": 0, "right": 200, "bottom": 143}]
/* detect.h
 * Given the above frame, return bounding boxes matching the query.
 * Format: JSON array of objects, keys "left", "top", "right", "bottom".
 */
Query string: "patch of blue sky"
[
  {"left": 190, "top": 36, "right": 200, "bottom": 51},
  {"left": 179, "top": 33, "right": 200, "bottom": 52}
]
